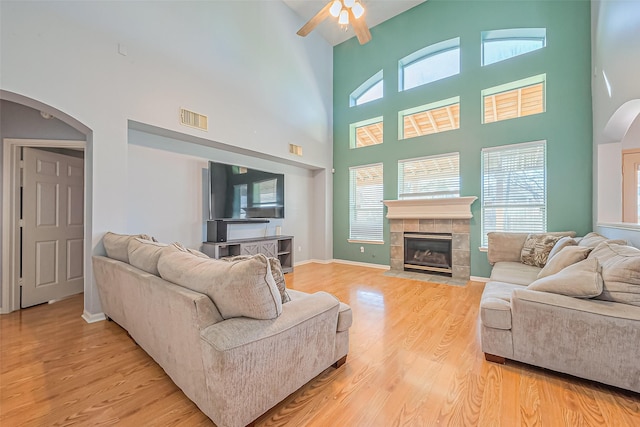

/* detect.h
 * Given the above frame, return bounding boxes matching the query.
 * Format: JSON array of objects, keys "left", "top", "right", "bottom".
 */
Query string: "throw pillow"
[
  {"left": 520, "top": 234, "right": 562, "bottom": 267},
  {"left": 128, "top": 238, "right": 167, "bottom": 276},
  {"left": 547, "top": 236, "right": 577, "bottom": 260},
  {"left": 588, "top": 242, "right": 640, "bottom": 306},
  {"left": 158, "top": 251, "right": 282, "bottom": 320},
  {"left": 578, "top": 232, "right": 627, "bottom": 248},
  {"left": 537, "top": 246, "right": 592, "bottom": 279},
  {"left": 221, "top": 255, "right": 291, "bottom": 303},
  {"left": 103, "top": 232, "right": 153, "bottom": 263},
  {"left": 527, "top": 258, "right": 603, "bottom": 298}
]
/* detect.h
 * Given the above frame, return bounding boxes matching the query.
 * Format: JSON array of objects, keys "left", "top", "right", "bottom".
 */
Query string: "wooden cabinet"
[{"left": 201, "top": 236, "right": 293, "bottom": 273}]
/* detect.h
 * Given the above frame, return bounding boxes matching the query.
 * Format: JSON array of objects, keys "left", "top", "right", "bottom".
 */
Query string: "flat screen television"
[{"left": 209, "top": 161, "right": 284, "bottom": 220}]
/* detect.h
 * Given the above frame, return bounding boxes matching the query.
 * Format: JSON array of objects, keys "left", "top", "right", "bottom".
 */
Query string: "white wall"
[
  {"left": 128, "top": 130, "right": 317, "bottom": 262},
  {"left": 592, "top": 0, "right": 640, "bottom": 241},
  {"left": 0, "top": 1, "right": 333, "bottom": 316}
]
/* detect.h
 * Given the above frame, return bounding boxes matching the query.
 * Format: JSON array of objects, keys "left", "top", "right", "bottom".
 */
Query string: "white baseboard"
[
  {"left": 82, "top": 310, "right": 106, "bottom": 323},
  {"left": 331, "top": 259, "right": 391, "bottom": 270},
  {"left": 471, "top": 275, "right": 490, "bottom": 282},
  {"left": 294, "top": 259, "right": 332, "bottom": 266},
  {"left": 294, "top": 258, "right": 390, "bottom": 270}
]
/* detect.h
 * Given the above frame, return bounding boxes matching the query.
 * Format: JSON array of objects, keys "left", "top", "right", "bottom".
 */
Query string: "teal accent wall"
[{"left": 333, "top": 0, "right": 592, "bottom": 277}]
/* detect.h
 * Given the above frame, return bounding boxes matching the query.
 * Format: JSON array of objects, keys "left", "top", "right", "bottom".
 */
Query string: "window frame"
[
  {"left": 481, "top": 28, "right": 547, "bottom": 66},
  {"left": 398, "top": 152, "right": 460, "bottom": 200},
  {"left": 398, "top": 37, "right": 460, "bottom": 92},
  {"left": 398, "top": 96, "right": 460, "bottom": 140},
  {"left": 348, "top": 163, "right": 385, "bottom": 244},
  {"left": 350, "top": 116, "right": 384, "bottom": 149},
  {"left": 350, "top": 70, "right": 384, "bottom": 107},
  {"left": 481, "top": 140, "right": 547, "bottom": 247},
  {"left": 481, "top": 74, "right": 546, "bottom": 124}
]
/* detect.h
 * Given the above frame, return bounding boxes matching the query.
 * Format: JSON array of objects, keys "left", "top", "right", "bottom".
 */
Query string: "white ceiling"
[{"left": 282, "top": 0, "right": 427, "bottom": 46}]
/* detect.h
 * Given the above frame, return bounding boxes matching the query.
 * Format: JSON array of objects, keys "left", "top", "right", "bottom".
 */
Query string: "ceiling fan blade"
[
  {"left": 297, "top": 1, "right": 333, "bottom": 37},
  {"left": 349, "top": 8, "right": 372, "bottom": 45}
]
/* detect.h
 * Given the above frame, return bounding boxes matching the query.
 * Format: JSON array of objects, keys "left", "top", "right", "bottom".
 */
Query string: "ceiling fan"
[{"left": 297, "top": 0, "right": 372, "bottom": 45}]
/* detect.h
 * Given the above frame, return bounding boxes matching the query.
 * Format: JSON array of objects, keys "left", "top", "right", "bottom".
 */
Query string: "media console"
[{"left": 201, "top": 235, "right": 294, "bottom": 273}]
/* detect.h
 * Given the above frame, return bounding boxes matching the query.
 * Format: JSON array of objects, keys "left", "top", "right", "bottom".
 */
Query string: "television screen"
[{"left": 209, "top": 161, "right": 284, "bottom": 219}]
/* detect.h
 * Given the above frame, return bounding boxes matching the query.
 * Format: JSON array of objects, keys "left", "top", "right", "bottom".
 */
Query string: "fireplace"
[{"left": 404, "top": 233, "right": 452, "bottom": 276}]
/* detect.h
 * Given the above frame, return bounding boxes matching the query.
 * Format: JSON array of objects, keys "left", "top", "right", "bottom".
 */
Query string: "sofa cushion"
[
  {"left": 103, "top": 232, "right": 153, "bottom": 263},
  {"left": 520, "top": 234, "right": 562, "bottom": 267},
  {"left": 578, "top": 232, "right": 626, "bottom": 248},
  {"left": 490, "top": 261, "right": 541, "bottom": 286},
  {"left": 480, "top": 281, "right": 522, "bottom": 329},
  {"left": 537, "top": 246, "right": 592, "bottom": 279},
  {"left": 221, "top": 255, "right": 291, "bottom": 304},
  {"left": 547, "top": 236, "right": 577, "bottom": 260},
  {"left": 169, "top": 242, "right": 210, "bottom": 259},
  {"left": 589, "top": 242, "right": 640, "bottom": 307},
  {"left": 127, "top": 238, "right": 168, "bottom": 276},
  {"left": 527, "top": 258, "right": 603, "bottom": 298},
  {"left": 158, "top": 251, "right": 282, "bottom": 320}
]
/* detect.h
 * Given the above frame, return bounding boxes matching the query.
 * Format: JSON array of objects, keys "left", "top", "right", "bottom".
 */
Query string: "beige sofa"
[
  {"left": 93, "top": 233, "right": 352, "bottom": 427},
  {"left": 480, "top": 232, "right": 640, "bottom": 393}
]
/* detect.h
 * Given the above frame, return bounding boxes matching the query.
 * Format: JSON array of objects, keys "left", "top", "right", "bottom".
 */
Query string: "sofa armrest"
[
  {"left": 512, "top": 289, "right": 640, "bottom": 321},
  {"left": 200, "top": 291, "right": 341, "bottom": 351},
  {"left": 487, "top": 232, "right": 529, "bottom": 265}
]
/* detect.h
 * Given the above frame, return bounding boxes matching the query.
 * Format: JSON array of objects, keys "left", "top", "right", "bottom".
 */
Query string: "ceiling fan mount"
[{"left": 297, "top": 0, "right": 372, "bottom": 45}]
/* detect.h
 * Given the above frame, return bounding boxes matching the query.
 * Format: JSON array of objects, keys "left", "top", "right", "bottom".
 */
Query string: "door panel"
[
  {"left": 22, "top": 147, "right": 84, "bottom": 308},
  {"left": 622, "top": 151, "right": 640, "bottom": 223}
]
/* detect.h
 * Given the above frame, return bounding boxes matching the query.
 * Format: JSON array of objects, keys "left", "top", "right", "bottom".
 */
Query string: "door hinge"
[
  {"left": 18, "top": 219, "right": 24, "bottom": 228},
  {"left": 19, "top": 160, "right": 24, "bottom": 168}
]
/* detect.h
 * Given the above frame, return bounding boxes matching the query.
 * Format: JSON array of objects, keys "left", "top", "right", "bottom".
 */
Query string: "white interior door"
[{"left": 21, "top": 147, "right": 84, "bottom": 308}]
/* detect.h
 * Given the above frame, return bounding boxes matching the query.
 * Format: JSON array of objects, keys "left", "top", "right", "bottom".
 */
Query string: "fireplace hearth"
[{"left": 404, "top": 233, "right": 452, "bottom": 276}]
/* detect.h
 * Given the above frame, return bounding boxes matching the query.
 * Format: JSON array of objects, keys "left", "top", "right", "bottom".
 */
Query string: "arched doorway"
[{"left": 1, "top": 90, "right": 93, "bottom": 316}]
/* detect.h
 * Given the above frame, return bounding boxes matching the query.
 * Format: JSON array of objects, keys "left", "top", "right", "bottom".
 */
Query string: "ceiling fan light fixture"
[
  {"left": 329, "top": 0, "right": 342, "bottom": 18},
  {"left": 338, "top": 8, "right": 349, "bottom": 25},
  {"left": 344, "top": 0, "right": 355, "bottom": 8},
  {"left": 352, "top": 2, "right": 365, "bottom": 19}
]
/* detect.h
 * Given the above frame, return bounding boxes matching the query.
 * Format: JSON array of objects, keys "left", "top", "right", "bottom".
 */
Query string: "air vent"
[
  {"left": 180, "top": 108, "right": 208, "bottom": 131},
  {"left": 289, "top": 144, "right": 303, "bottom": 156}
]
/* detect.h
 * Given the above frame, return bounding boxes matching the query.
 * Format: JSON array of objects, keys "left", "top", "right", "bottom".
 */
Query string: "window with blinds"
[
  {"left": 398, "top": 153, "right": 460, "bottom": 200},
  {"left": 349, "top": 163, "right": 384, "bottom": 242},
  {"left": 481, "top": 141, "right": 546, "bottom": 246}
]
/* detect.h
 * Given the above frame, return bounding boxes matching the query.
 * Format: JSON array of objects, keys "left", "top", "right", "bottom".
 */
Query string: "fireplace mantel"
[{"left": 383, "top": 196, "right": 477, "bottom": 219}]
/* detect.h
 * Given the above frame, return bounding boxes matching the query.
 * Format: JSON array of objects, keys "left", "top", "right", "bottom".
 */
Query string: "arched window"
[
  {"left": 399, "top": 38, "right": 460, "bottom": 91},
  {"left": 482, "top": 28, "right": 546, "bottom": 66},
  {"left": 350, "top": 70, "right": 383, "bottom": 107}
]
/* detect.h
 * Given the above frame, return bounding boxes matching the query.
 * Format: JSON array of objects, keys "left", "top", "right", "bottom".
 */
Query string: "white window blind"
[
  {"left": 482, "top": 141, "right": 546, "bottom": 246},
  {"left": 398, "top": 153, "right": 460, "bottom": 199},
  {"left": 349, "top": 164, "right": 384, "bottom": 242}
]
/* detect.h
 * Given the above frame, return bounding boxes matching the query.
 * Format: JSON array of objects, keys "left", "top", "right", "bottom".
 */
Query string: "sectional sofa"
[
  {"left": 93, "top": 233, "right": 352, "bottom": 427},
  {"left": 480, "top": 232, "right": 640, "bottom": 393}
]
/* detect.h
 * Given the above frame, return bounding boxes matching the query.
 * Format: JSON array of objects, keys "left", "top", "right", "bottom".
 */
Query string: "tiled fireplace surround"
[
  {"left": 389, "top": 219, "right": 471, "bottom": 280},
  {"left": 384, "top": 197, "right": 476, "bottom": 281}
]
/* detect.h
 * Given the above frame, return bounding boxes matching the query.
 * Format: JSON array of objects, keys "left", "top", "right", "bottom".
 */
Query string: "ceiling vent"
[
  {"left": 180, "top": 108, "right": 208, "bottom": 131},
  {"left": 289, "top": 143, "right": 303, "bottom": 156}
]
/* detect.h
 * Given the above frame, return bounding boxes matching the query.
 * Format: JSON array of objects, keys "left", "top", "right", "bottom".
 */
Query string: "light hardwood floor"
[{"left": 1, "top": 262, "right": 639, "bottom": 426}]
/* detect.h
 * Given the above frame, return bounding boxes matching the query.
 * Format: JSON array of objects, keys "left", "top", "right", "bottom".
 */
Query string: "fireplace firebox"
[{"left": 404, "top": 232, "right": 452, "bottom": 276}]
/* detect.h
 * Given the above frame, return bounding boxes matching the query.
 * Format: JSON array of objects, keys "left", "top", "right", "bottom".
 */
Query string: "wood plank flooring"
[{"left": 1, "top": 262, "right": 639, "bottom": 426}]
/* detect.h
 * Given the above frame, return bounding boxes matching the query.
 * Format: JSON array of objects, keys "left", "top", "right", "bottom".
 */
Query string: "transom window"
[
  {"left": 398, "top": 153, "right": 460, "bottom": 200},
  {"left": 350, "top": 117, "right": 384, "bottom": 148},
  {"left": 399, "top": 97, "right": 460, "bottom": 139},
  {"left": 481, "top": 141, "right": 547, "bottom": 246},
  {"left": 482, "top": 74, "right": 546, "bottom": 124},
  {"left": 350, "top": 70, "right": 384, "bottom": 107},
  {"left": 349, "top": 163, "right": 384, "bottom": 243},
  {"left": 482, "top": 28, "right": 546, "bottom": 66},
  {"left": 399, "top": 38, "right": 460, "bottom": 91}
]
